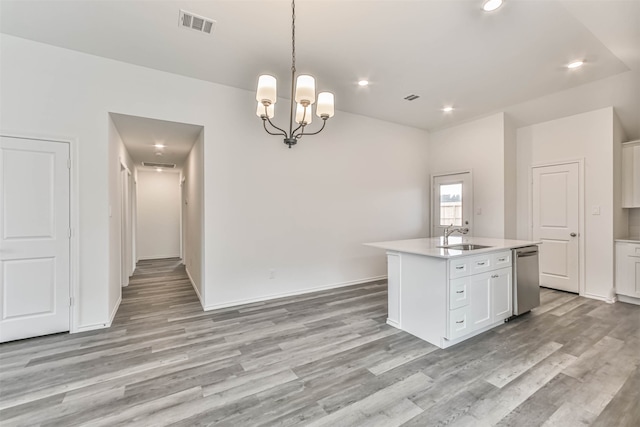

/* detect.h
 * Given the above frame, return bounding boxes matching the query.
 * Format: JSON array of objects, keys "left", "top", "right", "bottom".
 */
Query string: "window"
[{"left": 439, "top": 183, "right": 462, "bottom": 226}]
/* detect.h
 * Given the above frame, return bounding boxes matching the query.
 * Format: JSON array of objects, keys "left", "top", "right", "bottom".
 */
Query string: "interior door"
[
  {"left": 432, "top": 172, "right": 473, "bottom": 238},
  {"left": 532, "top": 163, "right": 579, "bottom": 293},
  {"left": 0, "top": 136, "right": 70, "bottom": 342}
]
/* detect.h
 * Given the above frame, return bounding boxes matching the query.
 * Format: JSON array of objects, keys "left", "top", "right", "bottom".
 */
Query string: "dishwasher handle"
[{"left": 516, "top": 251, "right": 538, "bottom": 258}]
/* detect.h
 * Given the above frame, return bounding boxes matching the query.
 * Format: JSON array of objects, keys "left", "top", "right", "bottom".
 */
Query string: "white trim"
[
  {"left": 139, "top": 254, "right": 182, "bottom": 260},
  {"left": 616, "top": 294, "right": 640, "bottom": 305},
  {"left": 108, "top": 295, "right": 122, "bottom": 325},
  {"left": 582, "top": 293, "right": 616, "bottom": 304},
  {"left": 185, "top": 266, "right": 203, "bottom": 307},
  {"left": 440, "top": 319, "right": 505, "bottom": 348},
  {"left": 0, "top": 130, "right": 81, "bottom": 334},
  {"left": 386, "top": 319, "right": 401, "bottom": 328},
  {"left": 529, "top": 159, "right": 585, "bottom": 297},
  {"left": 203, "top": 276, "right": 388, "bottom": 311}
]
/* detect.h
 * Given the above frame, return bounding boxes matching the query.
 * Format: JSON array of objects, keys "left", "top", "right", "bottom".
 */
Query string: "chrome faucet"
[{"left": 443, "top": 224, "right": 469, "bottom": 245}]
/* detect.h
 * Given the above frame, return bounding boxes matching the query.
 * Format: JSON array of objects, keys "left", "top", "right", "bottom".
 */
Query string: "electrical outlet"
[{"left": 269, "top": 269, "right": 276, "bottom": 279}]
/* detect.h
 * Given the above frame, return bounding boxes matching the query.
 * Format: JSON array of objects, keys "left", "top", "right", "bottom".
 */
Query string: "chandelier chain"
[{"left": 291, "top": 0, "right": 296, "bottom": 73}]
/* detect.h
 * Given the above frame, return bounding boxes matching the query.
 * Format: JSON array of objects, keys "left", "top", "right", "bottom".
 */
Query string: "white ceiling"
[
  {"left": 110, "top": 113, "right": 202, "bottom": 171},
  {"left": 2, "top": 0, "right": 639, "bottom": 137}
]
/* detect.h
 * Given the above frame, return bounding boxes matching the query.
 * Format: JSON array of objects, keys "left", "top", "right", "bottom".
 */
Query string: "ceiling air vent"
[
  {"left": 142, "top": 162, "right": 176, "bottom": 169},
  {"left": 179, "top": 9, "right": 216, "bottom": 35},
  {"left": 404, "top": 94, "right": 420, "bottom": 101}
]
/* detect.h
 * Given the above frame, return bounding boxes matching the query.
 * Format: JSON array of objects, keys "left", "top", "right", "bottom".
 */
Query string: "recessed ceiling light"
[
  {"left": 358, "top": 80, "right": 369, "bottom": 86},
  {"left": 154, "top": 143, "right": 166, "bottom": 148},
  {"left": 442, "top": 106, "right": 454, "bottom": 112},
  {"left": 156, "top": 168, "right": 162, "bottom": 172},
  {"left": 482, "top": 0, "right": 503, "bottom": 12},
  {"left": 567, "top": 60, "right": 585, "bottom": 69}
]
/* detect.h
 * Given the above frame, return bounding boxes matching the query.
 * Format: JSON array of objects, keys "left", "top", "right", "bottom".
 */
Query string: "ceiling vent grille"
[
  {"left": 179, "top": 10, "right": 216, "bottom": 35},
  {"left": 404, "top": 94, "right": 420, "bottom": 101},
  {"left": 142, "top": 162, "right": 176, "bottom": 168}
]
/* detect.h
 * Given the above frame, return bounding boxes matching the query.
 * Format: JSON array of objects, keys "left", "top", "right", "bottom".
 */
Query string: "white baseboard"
[
  {"left": 617, "top": 294, "right": 640, "bottom": 305},
  {"left": 582, "top": 292, "right": 616, "bottom": 304},
  {"left": 185, "top": 266, "right": 204, "bottom": 308},
  {"left": 386, "top": 318, "right": 401, "bottom": 329},
  {"left": 138, "top": 254, "right": 181, "bottom": 261},
  {"left": 74, "top": 322, "right": 110, "bottom": 333},
  {"left": 71, "top": 295, "right": 121, "bottom": 334},
  {"left": 107, "top": 295, "right": 122, "bottom": 326},
  {"left": 203, "top": 275, "right": 387, "bottom": 311}
]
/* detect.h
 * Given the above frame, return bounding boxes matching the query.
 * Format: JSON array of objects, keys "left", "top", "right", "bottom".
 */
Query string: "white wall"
[
  {"left": 136, "top": 171, "right": 181, "bottom": 260},
  {"left": 613, "top": 112, "right": 628, "bottom": 241},
  {"left": 107, "top": 117, "right": 134, "bottom": 325},
  {"left": 516, "top": 107, "right": 618, "bottom": 300},
  {"left": 182, "top": 130, "right": 204, "bottom": 302},
  {"left": 0, "top": 35, "right": 430, "bottom": 327},
  {"left": 428, "top": 113, "right": 508, "bottom": 238}
]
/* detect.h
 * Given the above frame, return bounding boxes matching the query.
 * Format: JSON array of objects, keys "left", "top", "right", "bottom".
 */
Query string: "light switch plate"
[{"left": 592, "top": 206, "right": 601, "bottom": 215}]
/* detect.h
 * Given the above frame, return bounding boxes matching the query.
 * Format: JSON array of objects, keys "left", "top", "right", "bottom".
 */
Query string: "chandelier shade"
[
  {"left": 316, "top": 92, "right": 335, "bottom": 118},
  {"left": 256, "top": 75, "right": 277, "bottom": 105},
  {"left": 255, "top": 0, "right": 334, "bottom": 148}
]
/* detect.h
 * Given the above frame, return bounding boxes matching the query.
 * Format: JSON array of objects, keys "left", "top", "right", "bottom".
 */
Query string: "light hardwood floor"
[{"left": 1, "top": 258, "right": 639, "bottom": 426}]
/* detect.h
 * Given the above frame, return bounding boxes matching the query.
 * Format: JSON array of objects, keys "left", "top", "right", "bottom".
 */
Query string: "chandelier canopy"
[{"left": 255, "top": 0, "right": 335, "bottom": 148}]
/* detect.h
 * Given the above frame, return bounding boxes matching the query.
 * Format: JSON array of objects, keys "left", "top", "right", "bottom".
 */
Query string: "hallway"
[{"left": 0, "top": 259, "right": 638, "bottom": 426}]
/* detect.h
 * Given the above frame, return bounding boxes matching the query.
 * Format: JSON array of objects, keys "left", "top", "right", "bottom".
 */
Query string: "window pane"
[{"left": 440, "top": 183, "right": 462, "bottom": 226}]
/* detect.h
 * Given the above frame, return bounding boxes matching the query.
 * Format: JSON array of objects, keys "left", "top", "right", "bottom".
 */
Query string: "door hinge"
[
  {"left": 68, "top": 228, "right": 72, "bottom": 238},
  {"left": 69, "top": 297, "right": 73, "bottom": 306},
  {"left": 67, "top": 158, "right": 71, "bottom": 169}
]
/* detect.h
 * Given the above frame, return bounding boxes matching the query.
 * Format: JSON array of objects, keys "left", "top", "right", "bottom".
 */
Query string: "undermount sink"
[{"left": 439, "top": 244, "right": 493, "bottom": 251}]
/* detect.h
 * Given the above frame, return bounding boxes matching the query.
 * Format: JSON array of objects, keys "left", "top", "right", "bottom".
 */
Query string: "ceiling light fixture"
[
  {"left": 156, "top": 168, "right": 162, "bottom": 172},
  {"left": 154, "top": 143, "right": 165, "bottom": 148},
  {"left": 255, "top": 0, "right": 335, "bottom": 149},
  {"left": 442, "top": 106, "right": 454, "bottom": 112},
  {"left": 567, "top": 60, "right": 585, "bottom": 69},
  {"left": 358, "top": 80, "right": 369, "bottom": 87},
  {"left": 482, "top": 0, "right": 503, "bottom": 12}
]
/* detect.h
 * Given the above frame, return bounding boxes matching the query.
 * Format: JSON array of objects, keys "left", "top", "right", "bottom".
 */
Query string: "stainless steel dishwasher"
[{"left": 512, "top": 246, "right": 540, "bottom": 316}]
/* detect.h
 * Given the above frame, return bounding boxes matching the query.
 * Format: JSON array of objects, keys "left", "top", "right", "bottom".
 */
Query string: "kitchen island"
[{"left": 365, "top": 236, "right": 540, "bottom": 348}]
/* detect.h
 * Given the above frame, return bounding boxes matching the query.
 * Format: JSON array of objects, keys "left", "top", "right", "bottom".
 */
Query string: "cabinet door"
[
  {"left": 491, "top": 268, "right": 512, "bottom": 321},
  {"left": 468, "top": 272, "right": 492, "bottom": 330},
  {"left": 628, "top": 254, "right": 640, "bottom": 298},
  {"left": 622, "top": 142, "right": 640, "bottom": 208},
  {"left": 616, "top": 243, "right": 640, "bottom": 298}
]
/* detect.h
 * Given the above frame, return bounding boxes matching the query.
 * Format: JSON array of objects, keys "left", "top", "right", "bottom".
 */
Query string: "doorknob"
[{"left": 570, "top": 233, "right": 577, "bottom": 237}]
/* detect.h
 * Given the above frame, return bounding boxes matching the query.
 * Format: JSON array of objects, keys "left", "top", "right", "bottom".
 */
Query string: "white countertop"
[
  {"left": 615, "top": 238, "right": 640, "bottom": 244},
  {"left": 364, "top": 236, "right": 541, "bottom": 259}
]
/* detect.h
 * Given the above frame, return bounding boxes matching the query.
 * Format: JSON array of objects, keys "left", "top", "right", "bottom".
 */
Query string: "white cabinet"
[
  {"left": 622, "top": 140, "right": 640, "bottom": 208},
  {"left": 386, "top": 253, "right": 401, "bottom": 327},
  {"left": 616, "top": 242, "right": 640, "bottom": 299},
  {"left": 447, "top": 250, "right": 512, "bottom": 340}
]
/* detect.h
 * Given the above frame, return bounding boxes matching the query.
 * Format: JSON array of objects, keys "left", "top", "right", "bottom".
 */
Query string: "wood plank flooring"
[{"left": 1, "top": 258, "right": 639, "bottom": 426}]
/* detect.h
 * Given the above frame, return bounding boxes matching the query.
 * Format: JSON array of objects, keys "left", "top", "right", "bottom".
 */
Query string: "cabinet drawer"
[
  {"left": 492, "top": 251, "right": 512, "bottom": 268},
  {"left": 469, "top": 254, "right": 492, "bottom": 275},
  {"left": 448, "top": 306, "right": 470, "bottom": 340},
  {"left": 449, "top": 277, "right": 469, "bottom": 309},
  {"left": 449, "top": 259, "right": 470, "bottom": 279}
]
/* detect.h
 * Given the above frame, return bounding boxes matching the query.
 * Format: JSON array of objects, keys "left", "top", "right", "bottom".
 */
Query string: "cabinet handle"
[
  {"left": 456, "top": 290, "right": 464, "bottom": 294},
  {"left": 491, "top": 274, "right": 498, "bottom": 278},
  {"left": 456, "top": 266, "right": 464, "bottom": 270},
  {"left": 477, "top": 262, "right": 486, "bottom": 266},
  {"left": 456, "top": 320, "right": 464, "bottom": 324},
  {"left": 498, "top": 257, "right": 506, "bottom": 261}
]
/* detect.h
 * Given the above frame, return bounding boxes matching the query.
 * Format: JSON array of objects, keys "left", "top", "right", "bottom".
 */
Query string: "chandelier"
[{"left": 255, "top": 0, "right": 335, "bottom": 148}]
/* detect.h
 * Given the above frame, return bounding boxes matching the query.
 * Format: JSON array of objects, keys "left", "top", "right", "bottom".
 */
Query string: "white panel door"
[
  {"left": 432, "top": 172, "right": 473, "bottom": 238},
  {"left": 0, "top": 136, "right": 70, "bottom": 342},
  {"left": 532, "top": 163, "right": 579, "bottom": 293}
]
